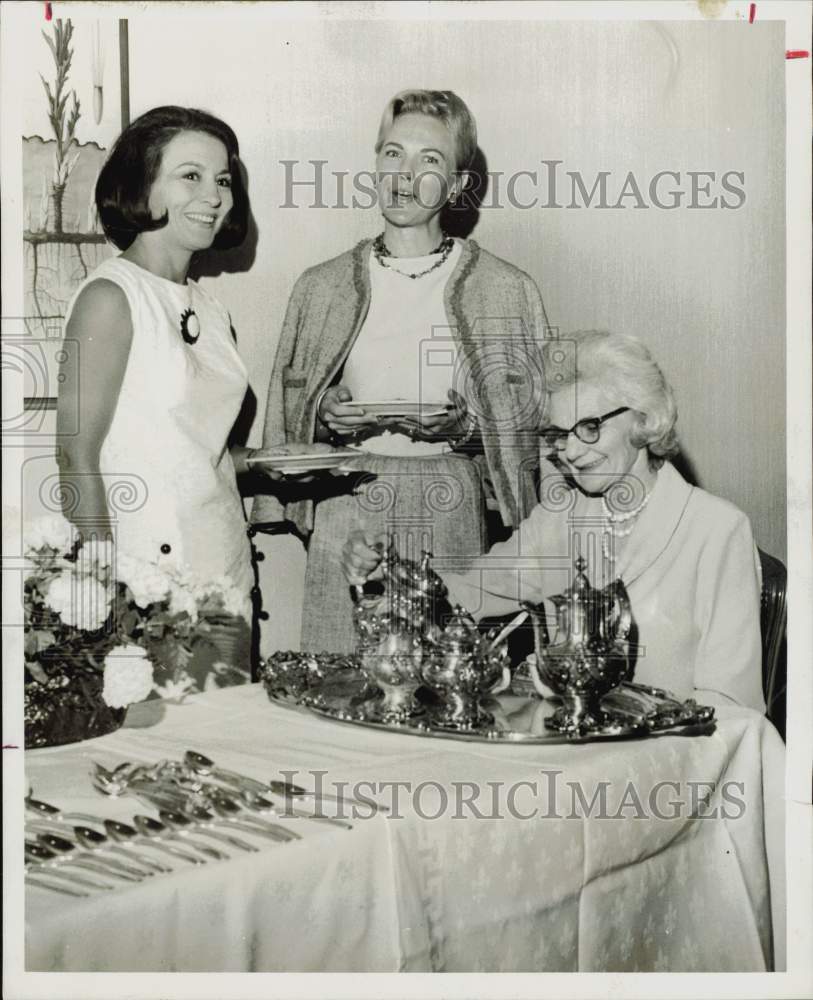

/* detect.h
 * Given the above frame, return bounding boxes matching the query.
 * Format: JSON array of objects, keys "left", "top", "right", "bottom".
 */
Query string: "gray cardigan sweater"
[{"left": 251, "top": 238, "right": 549, "bottom": 536}]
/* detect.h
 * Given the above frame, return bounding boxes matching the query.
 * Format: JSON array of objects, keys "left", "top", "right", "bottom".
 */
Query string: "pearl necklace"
[
  {"left": 601, "top": 485, "right": 652, "bottom": 559},
  {"left": 372, "top": 233, "right": 454, "bottom": 279}
]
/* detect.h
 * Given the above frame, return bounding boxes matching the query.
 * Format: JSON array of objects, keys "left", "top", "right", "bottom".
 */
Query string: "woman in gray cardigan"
[{"left": 252, "top": 90, "right": 549, "bottom": 653}]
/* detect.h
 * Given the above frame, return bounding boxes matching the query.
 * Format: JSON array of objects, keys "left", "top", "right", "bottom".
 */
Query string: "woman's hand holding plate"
[
  {"left": 396, "top": 389, "right": 470, "bottom": 442},
  {"left": 318, "top": 386, "right": 379, "bottom": 438}
]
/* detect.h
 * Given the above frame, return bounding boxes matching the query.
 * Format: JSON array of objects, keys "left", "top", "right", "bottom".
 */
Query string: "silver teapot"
[
  {"left": 523, "top": 556, "right": 633, "bottom": 734},
  {"left": 421, "top": 608, "right": 509, "bottom": 730},
  {"left": 351, "top": 539, "right": 449, "bottom": 721}
]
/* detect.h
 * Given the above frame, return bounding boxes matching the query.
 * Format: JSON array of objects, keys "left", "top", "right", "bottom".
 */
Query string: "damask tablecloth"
[{"left": 24, "top": 684, "right": 785, "bottom": 972}]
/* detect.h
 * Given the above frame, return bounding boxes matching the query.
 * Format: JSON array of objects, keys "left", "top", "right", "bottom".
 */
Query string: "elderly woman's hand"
[
  {"left": 342, "top": 529, "right": 387, "bottom": 586},
  {"left": 318, "top": 385, "right": 379, "bottom": 440}
]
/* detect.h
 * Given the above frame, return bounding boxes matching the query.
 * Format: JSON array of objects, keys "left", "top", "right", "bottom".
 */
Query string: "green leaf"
[
  {"left": 41, "top": 30, "right": 57, "bottom": 64},
  {"left": 26, "top": 661, "right": 49, "bottom": 685},
  {"left": 39, "top": 75, "right": 54, "bottom": 108},
  {"left": 118, "top": 609, "right": 141, "bottom": 635},
  {"left": 34, "top": 630, "right": 57, "bottom": 653}
]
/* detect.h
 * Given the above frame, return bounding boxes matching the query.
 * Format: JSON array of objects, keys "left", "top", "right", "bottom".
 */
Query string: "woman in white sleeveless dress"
[{"left": 57, "top": 106, "right": 259, "bottom": 687}]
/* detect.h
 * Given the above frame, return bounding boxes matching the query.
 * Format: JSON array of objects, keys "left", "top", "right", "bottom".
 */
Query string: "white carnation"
[
  {"left": 102, "top": 644, "right": 154, "bottom": 708},
  {"left": 116, "top": 553, "right": 172, "bottom": 607},
  {"left": 25, "top": 514, "right": 76, "bottom": 555},
  {"left": 194, "top": 575, "right": 250, "bottom": 622},
  {"left": 80, "top": 538, "right": 115, "bottom": 572},
  {"left": 152, "top": 670, "right": 197, "bottom": 702},
  {"left": 46, "top": 570, "right": 111, "bottom": 631},
  {"left": 167, "top": 582, "right": 199, "bottom": 621},
  {"left": 219, "top": 584, "right": 251, "bottom": 621}
]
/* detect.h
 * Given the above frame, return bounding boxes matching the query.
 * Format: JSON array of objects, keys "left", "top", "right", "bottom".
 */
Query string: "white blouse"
[{"left": 342, "top": 242, "right": 462, "bottom": 456}]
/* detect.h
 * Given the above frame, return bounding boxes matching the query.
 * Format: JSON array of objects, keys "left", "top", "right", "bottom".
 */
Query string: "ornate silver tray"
[{"left": 260, "top": 653, "right": 716, "bottom": 745}]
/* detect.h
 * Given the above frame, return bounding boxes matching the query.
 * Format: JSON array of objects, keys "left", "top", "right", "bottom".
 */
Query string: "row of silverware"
[{"left": 26, "top": 750, "right": 381, "bottom": 897}]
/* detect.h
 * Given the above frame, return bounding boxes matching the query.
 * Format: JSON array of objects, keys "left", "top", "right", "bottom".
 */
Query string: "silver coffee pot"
[{"left": 522, "top": 556, "right": 633, "bottom": 734}]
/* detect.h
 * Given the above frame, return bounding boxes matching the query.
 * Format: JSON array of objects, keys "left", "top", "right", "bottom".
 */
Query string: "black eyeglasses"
[{"left": 540, "top": 407, "right": 631, "bottom": 451}]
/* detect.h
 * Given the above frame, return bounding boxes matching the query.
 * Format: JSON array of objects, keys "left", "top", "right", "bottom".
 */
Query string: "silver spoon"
[
  {"left": 204, "top": 792, "right": 301, "bottom": 842},
  {"left": 30, "top": 823, "right": 156, "bottom": 879},
  {"left": 25, "top": 861, "right": 105, "bottom": 894},
  {"left": 157, "top": 808, "right": 259, "bottom": 853},
  {"left": 102, "top": 819, "right": 174, "bottom": 873},
  {"left": 91, "top": 774, "right": 192, "bottom": 818},
  {"left": 25, "top": 841, "right": 116, "bottom": 889},
  {"left": 182, "top": 801, "right": 297, "bottom": 844},
  {"left": 133, "top": 814, "right": 227, "bottom": 861},
  {"left": 42, "top": 827, "right": 146, "bottom": 882},
  {"left": 268, "top": 779, "right": 387, "bottom": 815},
  {"left": 184, "top": 750, "right": 375, "bottom": 816},
  {"left": 28, "top": 833, "right": 144, "bottom": 883},
  {"left": 32, "top": 832, "right": 147, "bottom": 883},
  {"left": 124, "top": 816, "right": 205, "bottom": 866},
  {"left": 25, "top": 873, "right": 90, "bottom": 897},
  {"left": 183, "top": 751, "right": 270, "bottom": 793},
  {"left": 91, "top": 761, "right": 134, "bottom": 781},
  {"left": 179, "top": 760, "right": 351, "bottom": 830},
  {"left": 236, "top": 787, "right": 351, "bottom": 831},
  {"left": 73, "top": 827, "right": 155, "bottom": 878},
  {"left": 26, "top": 795, "right": 120, "bottom": 828}
]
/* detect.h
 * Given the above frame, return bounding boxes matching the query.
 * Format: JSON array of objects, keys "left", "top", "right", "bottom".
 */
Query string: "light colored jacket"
[
  {"left": 445, "top": 462, "right": 766, "bottom": 712},
  {"left": 251, "top": 238, "right": 549, "bottom": 535}
]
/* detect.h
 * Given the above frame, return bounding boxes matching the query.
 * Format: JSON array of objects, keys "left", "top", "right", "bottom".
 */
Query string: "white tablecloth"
[{"left": 24, "top": 685, "right": 785, "bottom": 972}]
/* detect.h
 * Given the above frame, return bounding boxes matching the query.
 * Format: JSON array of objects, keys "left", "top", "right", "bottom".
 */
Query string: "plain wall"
[{"left": 124, "top": 15, "right": 786, "bottom": 653}]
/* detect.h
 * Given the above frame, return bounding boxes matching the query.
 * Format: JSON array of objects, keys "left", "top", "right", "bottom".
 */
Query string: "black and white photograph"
[{"left": 2, "top": 0, "right": 811, "bottom": 996}]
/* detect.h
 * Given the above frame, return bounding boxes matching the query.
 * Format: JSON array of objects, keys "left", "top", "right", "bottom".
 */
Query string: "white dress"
[{"left": 64, "top": 257, "right": 253, "bottom": 611}]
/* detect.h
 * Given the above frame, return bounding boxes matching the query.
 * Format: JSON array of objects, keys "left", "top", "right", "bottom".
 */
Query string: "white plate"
[
  {"left": 246, "top": 448, "right": 359, "bottom": 474},
  {"left": 346, "top": 400, "right": 448, "bottom": 418}
]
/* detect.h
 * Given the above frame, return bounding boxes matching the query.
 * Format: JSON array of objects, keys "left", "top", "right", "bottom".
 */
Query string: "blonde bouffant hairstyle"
[
  {"left": 374, "top": 89, "right": 477, "bottom": 172},
  {"left": 541, "top": 330, "right": 680, "bottom": 469}
]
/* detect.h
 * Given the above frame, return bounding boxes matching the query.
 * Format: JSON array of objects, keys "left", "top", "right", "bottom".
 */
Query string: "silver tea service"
[
  {"left": 351, "top": 539, "right": 507, "bottom": 727},
  {"left": 259, "top": 544, "right": 716, "bottom": 744},
  {"left": 523, "top": 556, "right": 633, "bottom": 735}
]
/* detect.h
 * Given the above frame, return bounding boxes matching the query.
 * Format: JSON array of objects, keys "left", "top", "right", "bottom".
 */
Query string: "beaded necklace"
[{"left": 372, "top": 232, "right": 455, "bottom": 280}]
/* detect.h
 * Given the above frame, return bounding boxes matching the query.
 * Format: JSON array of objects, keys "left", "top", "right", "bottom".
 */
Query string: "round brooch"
[{"left": 180, "top": 308, "right": 200, "bottom": 345}]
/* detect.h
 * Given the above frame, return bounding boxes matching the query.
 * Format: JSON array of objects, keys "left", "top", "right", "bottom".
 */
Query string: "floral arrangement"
[{"left": 23, "top": 514, "right": 249, "bottom": 747}]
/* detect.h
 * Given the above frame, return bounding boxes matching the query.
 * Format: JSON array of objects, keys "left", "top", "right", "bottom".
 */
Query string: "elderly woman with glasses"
[
  {"left": 343, "top": 329, "right": 766, "bottom": 712},
  {"left": 252, "top": 89, "right": 547, "bottom": 655}
]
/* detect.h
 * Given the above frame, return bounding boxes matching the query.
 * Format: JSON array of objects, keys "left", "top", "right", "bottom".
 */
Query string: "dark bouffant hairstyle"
[{"left": 96, "top": 106, "right": 249, "bottom": 251}]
